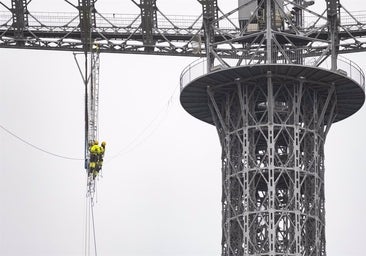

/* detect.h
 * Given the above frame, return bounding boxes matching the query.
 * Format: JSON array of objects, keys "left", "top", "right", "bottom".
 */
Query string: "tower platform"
[{"left": 181, "top": 63, "right": 365, "bottom": 125}]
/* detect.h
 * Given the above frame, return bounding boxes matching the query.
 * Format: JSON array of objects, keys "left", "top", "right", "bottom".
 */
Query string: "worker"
[
  {"left": 96, "top": 141, "right": 106, "bottom": 173},
  {"left": 88, "top": 140, "right": 106, "bottom": 179},
  {"left": 89, "top": 140, "right": 101, "bottom": 178},
  {"left": 100, "top": 141, "right": 106, "bottom": 162}
]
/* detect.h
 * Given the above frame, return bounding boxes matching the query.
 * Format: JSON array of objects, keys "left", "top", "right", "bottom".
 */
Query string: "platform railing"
[
  {"left": 180, "top": 56, "right": 366, "bottom": 91},
  {"left": 0, "top": 11, "right": 203, "bottom": 29},
  {"left": 1, "top": 10, "right": 366, "bottom": 29},
  {"left": 180, "top": 58, "right": 208, "bottom": 90}
]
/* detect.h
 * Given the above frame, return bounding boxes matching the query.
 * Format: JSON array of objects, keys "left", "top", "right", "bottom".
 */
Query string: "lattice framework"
[
  {"left": 207, "top": 72, "right": 336, "bottom": 256},
  {"left": 0, "top": 0, "right": 366, "bottom": 57}
]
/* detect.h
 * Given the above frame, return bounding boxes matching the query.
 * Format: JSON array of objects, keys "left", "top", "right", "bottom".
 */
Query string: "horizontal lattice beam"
[{"left": 0, "top": 8, "right": 366, "bottom": 57}]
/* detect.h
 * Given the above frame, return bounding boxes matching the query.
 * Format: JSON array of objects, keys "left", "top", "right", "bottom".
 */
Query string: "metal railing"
[
  {"left": 332, "top": 55, "right": 365, "bottom": 89},
  {"left": 0, "top": 11, "right": 203, "bottom": 29},
  {"left": 2, "top": 9, "right": 365, "bottom": 29},
  {"left": 180, "top": 58, "right": 208, "bottom": 90},
  {"left": 180, "top": 56, "right": 365, "bottom": 91},
  {"left": 2, "top": 9, "right": 366, "bottom": 34}
]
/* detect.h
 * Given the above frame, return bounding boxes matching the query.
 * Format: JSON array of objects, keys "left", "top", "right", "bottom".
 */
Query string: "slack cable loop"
[
  {"left": 0, "top": 124, "right": 83, "bottom": 161},
  {"left": 105, "top": 83, "right": 180, "bottom": 162}
]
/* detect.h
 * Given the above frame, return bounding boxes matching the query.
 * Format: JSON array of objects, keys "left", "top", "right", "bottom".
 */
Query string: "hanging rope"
[
  {"left": 84, "top": 175, "right": 98, "bottom": 256},
  {"left": 105, "top": 83, "right": 180, "bottom": 162},
  {"left": 0, "top": 124, "right": 83, "bottom": 161},
  {"left": 90, "top": 197, "right": 98, "bottom": 256},
  {"left": 84, "top": 193, "right": 90, "bottom": 256}
]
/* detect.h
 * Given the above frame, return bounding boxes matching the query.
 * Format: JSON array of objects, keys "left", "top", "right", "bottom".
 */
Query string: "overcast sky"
[{"left": 0, "top": 1, "right": 365, "bottom": 256}]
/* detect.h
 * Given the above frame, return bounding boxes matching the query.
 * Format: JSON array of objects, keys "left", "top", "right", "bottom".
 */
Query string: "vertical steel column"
[
  {"left": 140, "top": 0, "right": 157, "bottom": 52},
  {"left": 326, "top": 0, "right": 340, "bottom": 71},
  {"left": 78, "top": 0, "right": 96, "bottom": 52},
  {"left": 266, "top": 0, "right": 272, "bottom": 64},
  {"left": 11, "top": 0, "right": 28, "bottom": 45},
  {"left": 293, "top": 79, "right": 303, "bottom": 255},
  {"left": 266, "top": 71, "right": 275, "bottom": 256},
  {"left": 237, "top": 80, "right": 250, "bottom": 255},
  {"left": 198, "top": 0, "right": 218, "bottom": 71}
]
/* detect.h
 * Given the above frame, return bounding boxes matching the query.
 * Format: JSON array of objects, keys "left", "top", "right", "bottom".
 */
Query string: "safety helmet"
[
  {"left": 94, "top": 140, "right": 99, "bottom": 145},
  {"left": 101, "top": 141, "right": 106, "bottom": 147}
]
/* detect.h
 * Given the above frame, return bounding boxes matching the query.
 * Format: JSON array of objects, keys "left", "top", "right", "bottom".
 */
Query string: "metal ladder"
[
  {"left": 85, "top": 50, "right": 100, "bottom": 198},
  {"left": 88, "top": 51, "right": 100, "bottom": 144}
]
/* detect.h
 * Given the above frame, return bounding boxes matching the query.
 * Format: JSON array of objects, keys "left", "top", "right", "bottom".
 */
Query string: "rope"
[
  {"left": 0, "top": 124, "right": 83, "bottom": 161},
  {"left": 85, "top": 196, "right": 90, "bottom": 256},
  {"left": 0, "top": 81, "right": 179, "bottom": 163},
  {"left": 90, "top": 198, "right": 98, "bottom": 256},
  {"left": 84, "top": 176, "right": 90, "bottom": 256},
  {"left": 105, "top": 83, "right": 180, "bottom": 162},
  {"left": 84, "top": 175, "right": 99, "bottom": 256}
]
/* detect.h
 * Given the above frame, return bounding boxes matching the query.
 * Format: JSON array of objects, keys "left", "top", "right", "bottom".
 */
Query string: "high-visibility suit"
[
  {"left": 89, "top": 141, "right": 106, "bottom": 179},
  {"left": 98, "top": 141, "right": 106, "bottom": 169},
  {"left": 89, "top": 141, "right": 100, "bottom": 177}
]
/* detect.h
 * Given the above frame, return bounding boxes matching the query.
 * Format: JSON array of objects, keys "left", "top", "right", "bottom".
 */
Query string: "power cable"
[
  {"left": 0, "top": 124, "right": 83, "bottom": 161},
  {"left": 105, "top": 83, "right": 180, "bottom": 162}
]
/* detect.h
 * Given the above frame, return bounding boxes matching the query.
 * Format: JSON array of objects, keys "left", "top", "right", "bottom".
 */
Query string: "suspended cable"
[
  {"left": 84, "top": 175, "right": 90, "bottom": 256},
  {"left": 105, "top": 104, "right": 168, "bottom": 162},
  {"left": 105, "top": 83, "right": 180, "bottom": 162},
  {"left": 0, "top": 124, "right": 84, "bottom": 161},
  {"left": 84, "top": 174, "right": 99, "bottom": 256},
  {"left": 90, "top": 198, "right": 98, "bottom": 256},
  {"left": 85, "top": 195, "right": 90, "bottom": 256},
  {"left": 84, "top": 197, "right": 98, "bottom": 256},
  {"left": 0, "top": 82, "right": 179, "bottom": 163}
]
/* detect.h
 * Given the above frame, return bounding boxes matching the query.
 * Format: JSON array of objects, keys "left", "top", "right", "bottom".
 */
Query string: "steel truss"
[
  {"left": 0, "top": 0, "right": 366, "bottom": 58},
  {"left": 0, "top": 1, "right": 365, "bottom": 256},
  {"left": 207, "top": 71, "right": 336, "bottom": 256}
]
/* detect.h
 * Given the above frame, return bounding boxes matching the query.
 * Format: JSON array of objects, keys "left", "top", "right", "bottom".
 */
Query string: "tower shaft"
[{"left": 207, "top": 73, "right": 336, "bottom": 256}]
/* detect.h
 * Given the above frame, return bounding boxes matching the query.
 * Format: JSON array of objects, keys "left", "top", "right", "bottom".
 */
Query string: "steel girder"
[
  {"left": 206, "top": 72, "right": 336, "bottom": 256},
  {"left": 0, "top": 1, "right": 366, "bottom": 57}
]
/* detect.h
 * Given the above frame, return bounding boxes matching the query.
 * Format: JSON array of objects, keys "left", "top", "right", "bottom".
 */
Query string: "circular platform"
[{"left": 180, "top": 64, "right": 365, "bottom": 124}]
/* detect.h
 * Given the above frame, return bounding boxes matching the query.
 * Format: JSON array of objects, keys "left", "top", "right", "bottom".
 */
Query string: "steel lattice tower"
[
  {"left": 1, "top": 0, "right": 366, "bottom": 255},
  {"left": 180, "top": 1, "right": 365, "bottom": 255}
]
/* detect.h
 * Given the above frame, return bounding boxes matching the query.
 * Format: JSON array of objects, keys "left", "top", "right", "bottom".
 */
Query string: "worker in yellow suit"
[
  {"left": 88, "top": 140, "right": 106, "bottom": 179},
  {"left": 89, "top": 140, "right": 101, "bottom": 179},
  {"left": 99, "top": 141, "right": 106, "bottom": 166},
  {"left": 95, "top": 141, "right": 106, "bottom": 177}
]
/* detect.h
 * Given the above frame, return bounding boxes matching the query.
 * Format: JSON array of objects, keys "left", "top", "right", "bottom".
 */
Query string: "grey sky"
[{"left": 0, "top": 1, "right": 365, "bottom": 256}]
